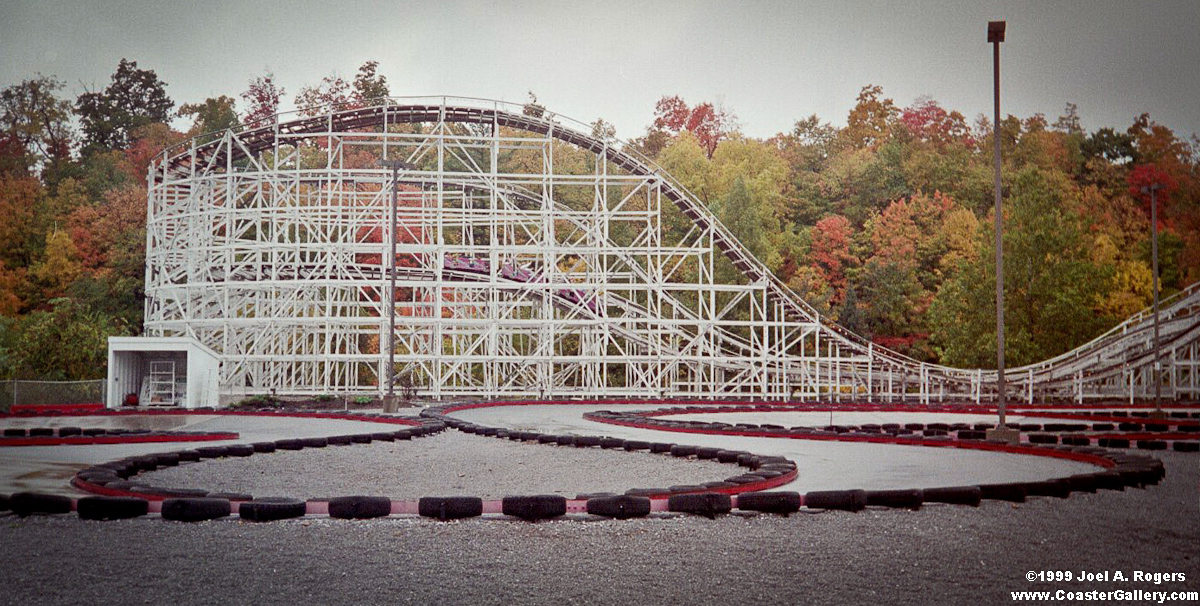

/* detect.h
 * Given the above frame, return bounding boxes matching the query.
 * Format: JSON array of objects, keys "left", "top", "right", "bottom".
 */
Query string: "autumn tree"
[
  {"left": 650, "top": 95, "right": 736, "bottom": 158},
  {"left": 809, "top": 214, "right": 857, "bottom": 304},
  {"left": 0, "top": 75, "right": 74, "bottom": 174},
  {"left": 241, "top": 71, "right": 286, "bottom": 125},
  {"left": 838, "top": 85, "right": 897, "bottom": 150},
  {"left": 76, "top": 59, "right": 173, "bottom": 153}
]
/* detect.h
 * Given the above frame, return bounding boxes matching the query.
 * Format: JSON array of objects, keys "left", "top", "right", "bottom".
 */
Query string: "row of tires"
[
  {"left": 636, "top": 403, "right": 1200, "bottom": 421},
  {"left": 2, "top": 447, "right": 1166, "bottom": 523},
  {"left": 422, "top": 406, "right": 798, "bottom": 496},
  {"left": 1, "top": 427, "right": 231, "bottom": 438},
  {"left": 583, "top": 410, "right": 1200, "bottom": 451},
  {"left": 72, "top": 418, "right": 447, "bottom": 501}
]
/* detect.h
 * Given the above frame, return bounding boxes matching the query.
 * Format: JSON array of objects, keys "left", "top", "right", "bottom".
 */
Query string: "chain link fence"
[{"left": 0, "top": 380, "right": 106, "bottom": 413}]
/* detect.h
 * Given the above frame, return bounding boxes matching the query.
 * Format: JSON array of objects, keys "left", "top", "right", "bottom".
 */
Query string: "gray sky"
[{"left": 2, "top": 0, "right": 1198, "bottom": 142}]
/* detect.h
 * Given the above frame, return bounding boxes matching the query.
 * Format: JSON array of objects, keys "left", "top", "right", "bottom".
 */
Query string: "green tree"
[
  {"left": 930, "top": 167, "right": 1110, "bottom": 367},
  {"left": 178, "top": 95, "right": 239, "bottom": 142},
  {"left": 76, "top": 59, "right": 174, "bottom": 153},
  {"left": 6, "top": 298, "right": 127, "bottom": 380}
]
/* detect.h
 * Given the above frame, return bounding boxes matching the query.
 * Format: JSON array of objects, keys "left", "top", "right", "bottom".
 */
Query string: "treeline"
[
  {"left": 0, "top": 60, "right": 1195, "bottom": 379},
  {"left": 635, "top": 88, "right": 1198, "bottom": 367}
]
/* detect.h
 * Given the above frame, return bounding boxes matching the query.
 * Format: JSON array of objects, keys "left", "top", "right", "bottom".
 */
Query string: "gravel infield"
[{"left": 138, "top": 430, "right": 737, "bottom": 499}]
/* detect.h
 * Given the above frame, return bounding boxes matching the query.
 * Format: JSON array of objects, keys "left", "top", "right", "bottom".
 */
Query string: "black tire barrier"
[
  {"left": 1118, "top": 422, "right": 1143, "bottom": 431},
  {"left": 701, "top": 481, "right": 739, "bottom": 489},
  {"left": 649, "top": 442, "right": 674, "bottom": 453},
  {"left": 1099, "top": 438, "right": 1130, "bottom": 448},
  {"left": 370, "top": 432, "right": 395, "bottom": 442},
  {"left": 736, "top": 491, "right": 802, "bottom": 515},
  {"left": 1174, "top": 441, "right": 1199, "bottom": 452},
  {"left": 625, "top": 488, "right": 666, "bottom": 497},
  {"left": 555, "top": 435, "right": 576, "bottom": 446},
  {"left": 622, "top": 440, "right": 650, "bottom": 451},
  {"left": 922, "top": 486, "right": 982, "bottom": 507},
  {"left": 803, "top": 490, "right": 867, "bottom": 512},
  {"left": 0, "top": 493, "right": 9, "bottom": 512},
  {"left": 502, "top": 495, "right": 567, "bottom": 521},
  {"left": 1092, "top": 423, "right": 1114, "bottom": 431},
  {"left": 251, "top": 442, "right": 277, "bottom": 453},
  {"left": 978, "top": 483, "right": 1027, "bottom": 502},
  {"left": 275, "top": 439, "right": 303, "bottom": 450},
  {"left": 226, "top": 444, "right": 255, "bottom": 457},
  {"left": 536, "top": 434, "right": 558, "bottom": 444},
  {"left": 957, "top": 430, "right": 986, "bottom": 440},
  {"left": 327, "top": 435, "right": 354, "bottom": 446},
  {"left": 669, "top": 445, "right": 697, "bottom": 457},
  {"left": 904, "top": 423, "right": 924, "bottom": 431},
  {"left": 1061, "top": 436, "right": 1091, "bottom": 446},
  {"left": 668, "top": 493, "right": 733, "bottom": 518},
  {"left": 865, "top": 489, "right": 923, "bottom": 510},
  {"left": 1064, "top": 474, "right": 1099, "bottom": 494},
  {"left": 10, "top": 492, "right": 73, "bottom": 516},
  {"left": 131, "top": 456, "right": 159, "bottom": 472},
  {"left": 1028, "top": 434, "right": 1058, "bottom": 445},
  {"left": 82, "top": 428, "right": 107, "bottom": 436},
  {"left": 196, "top": 446, "right": 229, "bottom": 458},
  {"left": 300, "top": 437, "right": 328, "bottom": 448},
  {"left": 418, "top": 496, "right": 484, "bottom": 520},
  {"left": 28, "top": 427, "right": 54, "bottom": 437},
  {"left": 239, "top": 497, "right": 307, "bottom": 522},
  {"left": 574, "top": 436, "right": 601, "bottom": 447},
  {"left": 328, "top": 496, "right": 392, "bottom": 519},
  {"left": 161, "top": 498, "right": 232, "bottom": 522},
  {"left": 3, "top": 428, "right": 27, "bottom": 437},
  {"left": 695, "top": 447, "right": 722, "bottom": 459},
  {"left": 1145, "top": 423, "right": 1169, "bottom": 432},
  {"left": 77, "top": 496, "right": 149, "bottom": 521},
  {"left": 152, "top": 453, "right": 181, "bottom": 467},
  {"left": 1024, "top": 479, "right": 1071, "bottom": 499},
  {"left": 724, "top": 474, "right": 766, "bottom": 485},
  {"left": 586, "top": 495, "right": 651, "bottom": 519},
  {"left": 57, "top": 426, "right": 82, "bottom": 437},
  {"left": 1136, "top": 440, "right": 1168, "bottom": 450},
  {"left": 393, "top": 430, "right": 413, "bottom": 440},
  {"left": 667, "top": 485, "right": 706, "bottom": 494},
  {"left": 176, "top": 450, "right": 201, "bottom": 462},
  {"left": 715, "top": 450, "right": 742, "bottom": 463},
  {"left": 599, "top": 437, "right": 624, "bottom": 449},
  {"left": 736, "top": 454, "right": 762, "bottom": 469}
]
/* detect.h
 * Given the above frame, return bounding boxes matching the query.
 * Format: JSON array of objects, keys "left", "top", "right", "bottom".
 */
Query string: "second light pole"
[{"left": 380, "top": 158, "right": 415, "bottom": 412}]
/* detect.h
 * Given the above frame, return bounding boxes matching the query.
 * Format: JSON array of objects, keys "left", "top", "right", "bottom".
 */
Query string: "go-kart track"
[{"left": 1, "top": 400, "right": 1197, "bottom": 605}]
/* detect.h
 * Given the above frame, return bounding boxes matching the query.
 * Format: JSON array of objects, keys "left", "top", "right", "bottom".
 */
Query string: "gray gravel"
[
  {"left": 138, "top": 431, "right": 738, "bottom": 499},
  {"left": 1, "top": 452, "right": 1196, "bottom": 605}
]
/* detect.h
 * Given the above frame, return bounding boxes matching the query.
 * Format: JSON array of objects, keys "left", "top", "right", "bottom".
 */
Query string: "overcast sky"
[{"left": 2, "top": 0, "right": 1198, "bottom": 142}]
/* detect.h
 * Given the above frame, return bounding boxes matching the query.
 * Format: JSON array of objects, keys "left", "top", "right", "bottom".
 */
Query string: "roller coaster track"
[{"left": 144, "top": 96, "right": 1199, "bottom": 402}]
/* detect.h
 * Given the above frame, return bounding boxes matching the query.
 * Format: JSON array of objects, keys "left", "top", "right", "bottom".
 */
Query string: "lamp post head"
[
  {"left": 379, "top": 159, "right": 416, "bottom": 171},
  {"left": 1141, "top": 183, "right": 1163, "bottom": 195},
  {"left": 988, "top": 20, "right": 1006, "bottom": 43}
]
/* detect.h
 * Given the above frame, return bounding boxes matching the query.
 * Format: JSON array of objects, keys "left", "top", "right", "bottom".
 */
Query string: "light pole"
[
  {"left": 1142, "top": 182, "right": 1164, "bottom": 416},
  {"left": 379, "top": 158, "right": 415, "bottom": 412},
  {"left": 986, "top": 20, "right": 1018, "bottom": 443}
]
